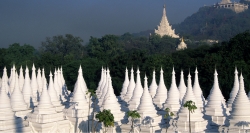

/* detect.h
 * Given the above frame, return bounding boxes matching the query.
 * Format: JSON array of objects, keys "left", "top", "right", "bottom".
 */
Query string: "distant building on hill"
[
  {"left": 154, "top": 5, "right": 179, "bottom": 38},
  {"left": 214, "top": 0, "right": 248, "bottom": 13},
  {"left": 176, "top": 37, "right": 187, "bottom": 50}
]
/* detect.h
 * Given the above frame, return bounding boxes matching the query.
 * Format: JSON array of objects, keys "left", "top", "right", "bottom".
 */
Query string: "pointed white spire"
[
  {"left": 153, "top": 67, "right": 168, "bottom": 109},
  {"left": 204, "top": 69, "right": 227, "bottom": 125},
  {"left": 149, "top": 69, "right": 158, "bottom": 98},
  {"left": 48, "top": 71, "right": 60, "bottom": 105},
  {"left": 128, "top": 68, "right": 144, "bottom": 110},
  {"left": 123, "top": 67, "right": 136, "bottom": 102},
  {"left": 54, "top": 69, "right": 60, "bottom": 98},
  {"left": 178, "top": 70, "right": 186, "bottom": 102},
  {"left": 177, "top": 72, "right": 207, "bottom": 132},
  {"left": 138, "top": 75, "right": 158, "bottom": 118},
  {"left": 97, "top": 68, "right": 107, "bottom": 98},
  {"left": 38, "top": 76, "right": 53, "bottom": 109},
  {"left": 31, "top": 63, "right": 39, "bottom": 101},
  {"left": 18, "top": 66, "right": 24, "bottom": 91},
  {"left": 227, "top": 67, "right": 239, "bottom": 110},
  {"left": 37, "top": 68, "right": 43, "bottom": 94},
  {"left": 229, "top": 73, "right": 250, "bottom": 129},
  {"left": 10, "top": 71, "right": 28, "bottom": 111},
  {"left": 0, "top": 78, "right": 12, "bottom": 109},
  {"left": 193, "top": 67, "right": 205, "bottom": 108},
  {"left": 2, "top": 67, "right": 10, "bottom": 94},
  {"left": 120, "top": 67, "right": 130, "bottom": 98},
  {"left": 9, "top": 65, "right": 16, "bottom": 94},
  {"left": 96, "top": 67, "right": 104, "bottom": 94},
  {"left": 22, "top": 66, "right": 34, "bottom": 108},
  {"left": 163, "top": 67, "right": 180, "bottom": 112}
]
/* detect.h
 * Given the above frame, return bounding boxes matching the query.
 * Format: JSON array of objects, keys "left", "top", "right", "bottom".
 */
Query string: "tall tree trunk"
[{"left": 189, "top": 111, "right": 191, "bottom": 133}]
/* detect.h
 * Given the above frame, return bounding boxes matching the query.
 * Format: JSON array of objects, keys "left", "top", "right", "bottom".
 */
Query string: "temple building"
[
  {"left": 154, "top": 5, "right": 179, "bottom": 38},
  {"left": 214, "top": 0, "right": 248, "bottom": 13},
  {"left": 176, "top": 37, "right": 187, "bottom": 50}
]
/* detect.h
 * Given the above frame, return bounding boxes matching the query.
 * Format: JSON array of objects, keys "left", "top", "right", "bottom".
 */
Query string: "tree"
[
  {"left": 95, "top": 109, "right": 115, "bottom": 133},
  {"left": 183, "top": 100, "right": 197, "bottom": 133},
  {"left": 164, "top": 108, "right": 174, "bottom": 133},
  {"left": 127, "top": 110, "right": 141, "bottom": 133}
]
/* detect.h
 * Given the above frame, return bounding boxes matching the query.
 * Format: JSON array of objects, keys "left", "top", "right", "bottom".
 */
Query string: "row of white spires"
[{"left": 0, "top": 64, "right": 250, "bottom": 132}]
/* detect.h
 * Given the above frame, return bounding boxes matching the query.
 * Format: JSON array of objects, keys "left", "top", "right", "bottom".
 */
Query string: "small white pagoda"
[
  {"left": 120, "top": 67, "right": 130, "bottom": 99},
  {"left": 128, "top": 69, "right": 144, "bottom": 110},
  {"left": 227, "top": 67, "right": 239, "bottom": 111},
  {"left": 178, "top": 70, "right": 186, "bottom": 102},
  {"left": 176, "top": 73, "right": 207, "bottom": 132},
  {"left": 163, "top": 68, "right": 180, "bottom": 112},
  {"left": 204, "top": 69, "right": 228, "bottom": 126},
  {"left": 176, "top": 37, "right": 187, "bottom": 50},
  {"left": 228, "top": 73, "right": 250, "bottom": 131},
  {"left": 154, "top": 5, "right": 179, "bottom": 38},
  {"left": 123, "top": 68, "right": 136, "bottom": 103},
  {"left": 153, "top": 68, "right": 168, "bottom": 109},
  {"left": 149, "top": 70, "right": 158, "bottom": 98}
]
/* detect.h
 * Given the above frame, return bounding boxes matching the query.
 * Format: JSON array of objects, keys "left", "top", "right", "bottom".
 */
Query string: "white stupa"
[
  {"left": 178, "top": 70, "right": 186, "bottom": 102},
  {"left": 204, "top": 69, "right": 227, "bottom": 126},
  {"left": 128, "top": 68, "right": 144, "bottom": 110},
  {"left": 10, "top": 72, "right": 30, "bottom": 118},
  {"left": 96, "top": 67, "right": 104, "bottom": 96},
  {"left": 18, "top": 66, "right": 24, "bottom": 91},
  {"left": 31, "top": 64, "right": 39, "bottom": 102},
  {"left": 54, "top": 69, "right": 61, "bottom": 99},
  {"left": 98, "top": 69, "right": 110, "bottom": 106},
  {"left": 176, "top": 37, "right": 187, "bottom": 50},
  {"left": 9, "top": 65, "right": 16, "bottom": 94},
  {"left": 123, "top": 68, "right": 136, "bottom": 103},
  {"left": 154, "top": 5, "right": 179, "bottom": 38},
  {"left": 22, "top": 66, "right": 36, "bottom": 108},
  {"left": 137, "top": 75, "right": 162, "bottom": 131},
  {"left": 102, "top": 77, "right": 125, "bottom": 125},
  {"left": 120, "top": 67, "right": 130, "bottom": 99},
  {"left": 63, "top": 67, "right": 89, "bottom": 133},
  {"left": 227, "top": 67, "right": 239, "bottom": 111},
  {"left": 163, "top": 68, "right": 180, "bottom": 112},
  {"left": 97, "top": 69, "right": 106, "bottom": 99},
  {"left": 228, "top": 73, "right": 250, "bottom": 130},
  {"left": 27, "top": 77, "right": 72, "bottom": 132},
  {"left": 149, "top": 70, "right": 158, "bottom": 98},
  {"left": 176, "top": 72, "right": 207, "bottom": 132},
  {"left": 2, "top": 67, "right": 10, "bottom": 95},
  {"left": 36, "top": 68, "right": 43, "bottom": 94},
  {"left": 153, "top": 68, "right": 168, "bottom": 109},
  {"left": 192, "top": 67, "right": 206, "bottom": 109},
  {"left": 0, "top": 78, "right": 30, "bottom": 132},
  {"left": 48, "top": 71, "right": 64, "bottom": 112}
]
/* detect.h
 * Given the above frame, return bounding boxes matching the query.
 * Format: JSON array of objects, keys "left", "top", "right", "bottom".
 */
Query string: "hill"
[{"left": 173, "top": 6, "right": 250, "bottom": 41}]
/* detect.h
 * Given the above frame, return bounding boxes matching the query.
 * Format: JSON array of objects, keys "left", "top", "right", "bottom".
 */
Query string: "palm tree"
[
  {"left": 127, "top": 110, "right": 141, "bottom": 133},
  {"left": 183, "top": 100, "right": 197, "bottom": 133},
  {"left": 95, "top": 109, "right": 115, "bottom": 133},
  {"left": 164, "top": 108, "right": 174, "bottom": 133}
]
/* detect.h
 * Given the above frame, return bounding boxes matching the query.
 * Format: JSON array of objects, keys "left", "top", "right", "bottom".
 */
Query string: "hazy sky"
[{"left": 0, "top": 0, "right": 229, "bottom": 48}]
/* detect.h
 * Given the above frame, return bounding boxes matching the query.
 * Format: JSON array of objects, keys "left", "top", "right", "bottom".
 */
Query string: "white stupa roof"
[
  {"left": 96, "top": 67, "right": 104, "bottom": 94},
  {"left": 153, "top": 67, "right": 168, "bottom": 109},
  {"left": 138, "top": 75, "right": 158, "bottom": 118},
  {"left": 227, "top": 67, "right": 239, "bottom": 109},
  {"left": 97, "top": 69, "right": 106, "bottom": 98},
  {"left": 22, "top": 66, "right": 34, "bottom": 108},
  {"left": 31, "top": 64, "right": 39, "bottom": 100},
  {"left": 163, "top": 67, "right": 180, "bottom": 112},
  {"left": 149, "top": 70, "right": 158, "bottom": 98},
  {"left": 229, "top": 73, "right": 250, "bottom": 128},
  {"left": 120, "top": 67, "right": 130, "bottom": 98},
  {"left": 10, "top": 72, "right": 28, "bottom": 111},
  {"left": 192, "top": 67, "right": 205, "bottom": 108},
  {"left": 2, "top": 67, "right": 10, "bottom": 94},
  {"left": 36, "top": 68, "right": 42, "bottom": 93},
  {"left": 18, "top": 66, "right": 24, "bottom": 91},
  {"left": 123, "top": 67, "right": 136, "bottom": 102},
  {"left": 128, "top": 68, "right": 144, "bottom": 110},
  {"left": 48, "top": 71, "right": 61, "bottom": 106},
  {"left": 205, "top": 69, "right": 227, "bottom": 117},
  {"left": 178, "top": 70, "right": 186, "bottom": 102}
]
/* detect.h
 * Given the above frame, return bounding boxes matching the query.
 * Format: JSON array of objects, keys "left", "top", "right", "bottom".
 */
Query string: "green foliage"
[
  {"left": 95, "top": 109, "right": 115, "bottom": 132},
  {"left": 183, "top": 100, "right": 197, "bottom": 113},
  {"left": 127, "top": 110, "right": 141, "bottom": 119}
]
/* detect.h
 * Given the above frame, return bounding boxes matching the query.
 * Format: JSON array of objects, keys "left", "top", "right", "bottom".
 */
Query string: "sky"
[{"left": 0, "top": 0, "right": 229, "bottom": 48}]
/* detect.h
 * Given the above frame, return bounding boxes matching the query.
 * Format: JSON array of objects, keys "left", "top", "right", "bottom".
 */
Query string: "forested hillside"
[
  {"left": 173, "top": 6, "right": 250, "bottom": 41},
  {"left": 1, "top": 31, "right": 250, "bottom": 101}
]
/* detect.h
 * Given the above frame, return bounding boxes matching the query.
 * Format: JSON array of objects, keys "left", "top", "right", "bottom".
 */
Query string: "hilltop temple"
[
  {"left": 154, "top": 5, "right": 179, "bottom": 38},
  {"left": 176, "top": 37, "right": 187, "bottom": 50},
  {"left": 214, "top": 0, "right": 248, "bottom": 13}
]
